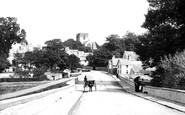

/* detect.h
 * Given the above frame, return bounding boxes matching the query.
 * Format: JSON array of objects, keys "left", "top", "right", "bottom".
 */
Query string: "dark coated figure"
[
  {"left": 88, "top": 81, "right": 94, "bottom": 92},
  {"left": 83, "top": 75, "right": 88, "bottom": 91},
  {"left": 134, "top": 76, "right": 140, "bottom": 92}
]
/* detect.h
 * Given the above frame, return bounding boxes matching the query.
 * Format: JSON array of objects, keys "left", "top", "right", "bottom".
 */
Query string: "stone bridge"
[{"left": 0, "top": 71, "right": 184, "bottom": 115}]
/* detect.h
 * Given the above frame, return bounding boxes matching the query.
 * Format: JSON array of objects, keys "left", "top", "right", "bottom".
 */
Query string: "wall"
[
  {"left": 143, "top": 86, "right": 185, "bottom": 104},
  {"left": 0, "top": 77, "right": 78, "bottom": 101},
  {"left": 119, "top": 75, "right": 134, "bottom": 87},
  {"left": 44, "top": 72, "right": 63, "bottom": 80},
  {"left": 118, "top": 74, "right": 185, "bottom": 104},
  {"left": 0, "top": 77, "right": 79, "bottom": 111}
]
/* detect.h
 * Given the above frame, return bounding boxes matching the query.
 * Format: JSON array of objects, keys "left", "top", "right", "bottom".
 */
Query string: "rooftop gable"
[
  {"left": 130, "top": 61, "right": 143, "bottom": 72},
  {"left": 117, "top": 59, "right": 132, "bottom": 66},
  {"left": 123, "top": 51, "right": 139, "bottom": 61}
]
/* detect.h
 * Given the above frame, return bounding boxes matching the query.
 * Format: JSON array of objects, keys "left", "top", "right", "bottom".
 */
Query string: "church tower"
[{"left": 76, "top": 33, "right": 89, "bottom": 44}]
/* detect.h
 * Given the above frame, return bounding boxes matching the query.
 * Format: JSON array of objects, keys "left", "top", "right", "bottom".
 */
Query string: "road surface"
[
  {"left": 70, "top": 71, "right": 184, "bottom": 115},
  {"left": 0, "top": 71, "right": 184, "bottom": 115}
]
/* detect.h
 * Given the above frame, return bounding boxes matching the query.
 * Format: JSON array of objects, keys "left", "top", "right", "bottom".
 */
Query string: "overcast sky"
[{"left": 0, "top": 0, "right": 149, "bottom": 46}]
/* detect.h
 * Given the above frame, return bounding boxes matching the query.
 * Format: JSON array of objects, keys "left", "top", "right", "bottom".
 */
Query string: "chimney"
[{"left": 112, "top": 55, "right": 115, "bottom": 59}]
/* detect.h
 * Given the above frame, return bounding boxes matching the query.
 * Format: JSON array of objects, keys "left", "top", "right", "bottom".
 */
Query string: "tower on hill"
[
  {"left": 76, "top": 33, "right": 89, "bottom": 45},
  {"left": 76, "top": 33, "right": 98, "bottom": 50}
]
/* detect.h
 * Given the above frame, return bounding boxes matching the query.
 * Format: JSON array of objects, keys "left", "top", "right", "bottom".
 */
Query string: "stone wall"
[
  {"left": 44, "top": 72, "right": 64, "bottom": 80},
  {"left": 143, "top": 86, "right": 185, "bottom": 104},
  {"left": 119, "top": 75, "right": 134, "bottom": 87},
  {"left": 118, "top": 74, "right": 185, "bottom": 104}
]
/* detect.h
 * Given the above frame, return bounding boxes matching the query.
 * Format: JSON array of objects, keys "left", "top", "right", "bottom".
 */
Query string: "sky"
[{"left": 0, "top": 0, "right": 149, "bottom": 46}]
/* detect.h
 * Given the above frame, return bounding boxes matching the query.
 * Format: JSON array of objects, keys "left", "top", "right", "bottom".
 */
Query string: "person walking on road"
[
  {"left": 84, "top": 75, "right": 87, "bottom": 83},
  {"left": 83, "top": 75, "right": 88, "bottom": 91}
]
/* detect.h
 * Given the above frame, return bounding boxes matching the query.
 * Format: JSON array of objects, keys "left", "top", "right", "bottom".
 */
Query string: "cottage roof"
[
  {"left": 131, "top": 65, "right": 142, "bottom": 73},
  {"left": 130, "top": 61, "right": 143, "bottom": 72},
  {"left": 131, "top": 74, "right": 152, "bottom": 81},
  {"left": 117, "top": 59, "right": 132, "bottom": 66},
  {"left": 139, "top": 69, "right": 152, "bottom": 74},
  {"left": 123, "top": 51, "right": 139, "bottom": 61},
  {"left": 145, "top": 67, "right": 156, "bottom": 71}
]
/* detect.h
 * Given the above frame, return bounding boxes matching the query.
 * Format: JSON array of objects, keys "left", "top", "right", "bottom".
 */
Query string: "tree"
[
  {"left": 86, "top": 34, "right": 125, "bottom": 68},
  {"left": 143, "top": 0, "right": 185, "bottom": 43},
  {"left": 13, "top": 38, "right": 68, "bottom": 77},
  {"left": 103, "top": 34, "right": 125, "bottom": 58},
  {"left": 135, "top": 0, "right": 185, "bottom": 89},
  {"left": 94, "top": 48, "right": 112, "bottom": 67},
  {"left": 86, "top": 54, "right": 95, "bottom": 67},
  {"left": 63, "top": 39, "right": 82, "bottom": 49},
  {"left": 42, "top": 39, "right": 70, "bottom": 71},
  {"left": 30, "top": 49, "right": 46, "bottom": 68},
  {"left": 44, "top": 39, "right": 64, "bottom": 50},
  {"left": 143, "top": 0, "right": 185, "bottom": 51},
  {"left": 63, "top": 38, "right": 92, "bottom": 52},
  {"left": 68, "top": 54, "right": 81, "bottom": 70},
  {"left": 86, "top": 48, "right": 112, "bottom": 67},
  {"left": 0, "top": 17, "right": 26, "bottom": 72},
  {"left": 135, "top": 0, "right": 185, "bottom": 67},
  {"left": 150, "top": 51, "right": 185, "bottom": 89},
  {"left": 13, "top": 52, "right": 30, "bottom": 78},
  {"left": 123, "top": 31, "right": 139, "bottom": 51},
  {"left": 0, "top": 55, "right": 10, "bottom": 72},
  {"left": 57, "top": 50, "right": 69, "bottom": 70}
]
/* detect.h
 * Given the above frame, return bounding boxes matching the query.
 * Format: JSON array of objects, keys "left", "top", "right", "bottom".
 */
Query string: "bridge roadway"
[
  {"left": 69, "top": 71, "right": 184, "bottom": 115},
  {"left": 0, "top": 71, "right": 184, "bottom": 115}
]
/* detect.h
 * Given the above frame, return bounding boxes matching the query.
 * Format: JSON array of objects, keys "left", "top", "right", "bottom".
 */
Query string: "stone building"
[
  {"left": 65, "top": 47, "right": 92, "bottom": 66},
  {"left": 76, "top": 33, "right": 89, "bottom": 44},
  {"left": 76, "top": 33, "right": 98, "bottom": 50}
]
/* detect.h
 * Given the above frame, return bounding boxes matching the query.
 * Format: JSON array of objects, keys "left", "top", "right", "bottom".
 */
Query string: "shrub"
[
  {"left": 33, "top": 67, "right": 47, "bottom": 78},
  {"left": 14, "top": 67, "right": 30, "bottom": 78},
  {"left": 150, "top": 66, "right": 165, "bottom": 87},
  {"left": 152, "top": 50, "right": 185, "bottom": 89}
]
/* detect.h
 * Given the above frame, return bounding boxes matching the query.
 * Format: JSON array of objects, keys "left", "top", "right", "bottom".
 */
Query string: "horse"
[{"left": 83, "top": 80, "right": 96, "bottom": 92}]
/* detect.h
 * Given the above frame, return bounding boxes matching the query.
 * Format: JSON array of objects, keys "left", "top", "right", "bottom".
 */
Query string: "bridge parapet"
[
  {"left": 143, "top": 86, "right": 185, "bottom": 104},
  {"left": 118, "top": 74, "right": 185, "bottom": 105},
  {"left": 0, "top": 77, "right": 79, "bottom": 110}
]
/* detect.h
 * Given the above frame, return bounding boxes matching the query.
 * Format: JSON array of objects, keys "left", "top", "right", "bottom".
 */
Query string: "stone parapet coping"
[{"left": 0, "top": 77, "right": 77, "bottom": 101}]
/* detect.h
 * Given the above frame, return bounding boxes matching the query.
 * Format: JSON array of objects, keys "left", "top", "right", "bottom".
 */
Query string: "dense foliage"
[
  {"left": 87, "top": 48, "right": 112, "bottom": 68},
  {"left": 63, "top": 39, "right": 92, "bottom": 52},
  {"left": 87, "top": 34, "right": 126, "bottom": 68},
  {"left": 136, "top": 0, "right": 185, "bottom": 67},
  {"left": 123, "top": 32, "right": 138, "bottom": 51},
  {"left": 68, "top": 54, "right": 81, "bottom": 70},
  {"left": 150, "top": 51, "right": 185, "bottom": 90},
  {"left": 103, "top": 34, "right": 125, "bottom": 58},
  {"left": 134, "top": 0, "right": 185, "bottom": 89},
  {"left": 0, "top": 17, "right": 26, "bottom": 72},
  {"left": 14, "top": 39, "right": 81, "bottom": 77}
]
